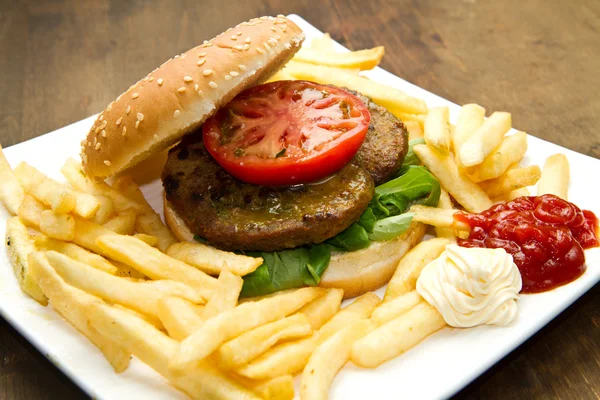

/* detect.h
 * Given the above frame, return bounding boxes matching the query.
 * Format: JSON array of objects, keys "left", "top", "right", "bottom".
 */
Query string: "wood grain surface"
[{"left": 1, "top": 0, "right": 599, "bottom": 399}]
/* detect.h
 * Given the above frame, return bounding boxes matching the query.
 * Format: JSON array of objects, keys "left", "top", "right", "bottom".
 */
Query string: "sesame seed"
[
  {"left": 271, "top": 26, "right": 277, "bottom": 32},
  {"left": 282, "top": 26, "right": 287, "bottom": 32},
  {"left": 82, "top": 154, "right": 88, "bottom": 163},
  {"left": 95, "top": 127, "right": 100, "bottom": 133},
  {"left": 99, "top": 115, "right": 104, "bottom": 121},
  {"left": 230, "top": 71, "right": 239, "bottom": 76},
  {"left": 132, "top": 93, "right": 139, "bottom": 99},
  {"left": 284, "top": 43, "right": 292, "bottom": 50},
  {"left": 149, "top": 76, "right": 154, "bottom": 82},
  {"left": 243, "top": 44, "right": 250, "bottom": 50},
  {"left": 264, "top": 42, "right": 271, "bottom": 50},
  {"left": 203, "top": 40, "right": 209, "bottom": 44},
  {"left": 87, "top": 141, "right": 91, "bottom": 147},
  {"left": 197, "top": 90, "right": 203, "bottom": 97},
  {"left": 245, "top": 37, "right": 251, "bottom": 43},
  {"left": 203, "top": 69, "right": 213, "bottom": 76},
  {"left": 225, "top": 75, "right": 231, "bottom": 80},
  {"left": 206, "top": 42, "right": 213, "bottom": 47},
  {"left": 116, "top": 117, "right": 122, "bottom": 126},
  {"left": 107, "top": 103, "right": 112, "bottom": 111},
  {"left": 231, "top": 35, "right": 237, "bottom": 40},
  {"left": 135, "top": 120, "right": 140, "bottom": 129},
  {"left": 102, "top": 120, "right": 108, "bottom": 128},
  {"left": 234, "top": 45, "right": 243, "bottom": 50},
  {"left": 104, "top": 160, "right": 111, "bottom": 166},
  {"left": 198, "top": 52, "right": 207, "bottom": 57},
  {"left": 184, "top": 76, "right": 193, "bottom": 82},
  {"left": 178, "top": 87, "right": 186, "bottom": 93},
  {"left": 194, "top": 83, "right": 199, "bottom": 91},
  {"left": 126, "top": 105, "right": 131, "bottom": 114},
  {"left": 137, "top": 112, "right": 144, "bottom": 121},
  {"left": 209, "top": 81, "right": 218, "bottom": 89},
  {"left": 95, "top": 143, "right": 101, "bottom": 150},
  {"left": 122, "top": 126, "right": 127, "bottom": 136},
  {"left": 173, "top": 110, "right": 181, "bottom": 118},
  {"left": 157, "top": 78, "right": 164, "bottom": 86},
  {"left": 260, "top": 16, "right": 268, "bottom": 20},
  {"left": 101, "top": 130, "right": 107, "bottom": 137},
  {"left": 256, "top": 47, "right": 264, "bottom": 54},
  {"left": 197, "top": 59, "right": 206, "bottom": 66},
  {"left": 274, "top": 35, "right": 281, "bottom": 40},
  {"left": 277, "top": 14, "right": 285, "bottom": 17},
  {"left": 237, "top": 31, "right": 242, "bottom": 36}
]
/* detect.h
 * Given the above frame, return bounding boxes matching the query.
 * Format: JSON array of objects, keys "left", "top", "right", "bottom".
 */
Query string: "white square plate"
[{"left": 1, "top": 14, "right": 598, "bottom": 400}]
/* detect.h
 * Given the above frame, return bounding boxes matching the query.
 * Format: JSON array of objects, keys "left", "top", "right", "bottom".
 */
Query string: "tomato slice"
[{"left": 202, "top": 80, "right": 370, "bottom": 186}]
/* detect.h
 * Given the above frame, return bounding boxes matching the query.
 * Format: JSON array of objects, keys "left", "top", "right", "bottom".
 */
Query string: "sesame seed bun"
[
  {"left": 163, "top": 196, "right": 426, "bottom": 299},
  {"left": 82, "top": 15, "right": 304, "bottom": 179}
]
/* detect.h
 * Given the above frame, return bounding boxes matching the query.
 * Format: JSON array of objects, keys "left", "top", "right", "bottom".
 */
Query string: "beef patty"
[
  {"left": 163, "top": 137, "right": 374, "bottom": 252},
  {"left": 351, "top": 91, "right": 409, "bottom": 185}
]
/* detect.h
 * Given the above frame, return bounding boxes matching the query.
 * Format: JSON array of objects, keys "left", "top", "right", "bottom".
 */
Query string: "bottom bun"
[{"left": 164, "top": 196, "right": 426, "bottom": 298}]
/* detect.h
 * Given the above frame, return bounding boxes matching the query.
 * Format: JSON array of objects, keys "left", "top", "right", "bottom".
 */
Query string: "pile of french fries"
[{"left": 0, "top": 34, "right": 574, "bottom": 400}]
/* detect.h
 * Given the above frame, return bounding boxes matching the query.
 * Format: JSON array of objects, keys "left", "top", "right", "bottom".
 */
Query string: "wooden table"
[{"left": 1, "top": 0, "right": 599, "bottom": 399}]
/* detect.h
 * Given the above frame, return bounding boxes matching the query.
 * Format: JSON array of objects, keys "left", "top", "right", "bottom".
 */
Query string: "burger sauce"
[{"left": 455, "top": 194, "right": 599, "bottom": 293}]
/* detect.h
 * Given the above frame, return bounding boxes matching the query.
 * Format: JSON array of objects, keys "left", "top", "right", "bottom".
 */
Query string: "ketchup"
[{"left": 455, "top": 194, "right": 599, "bottom": 293}]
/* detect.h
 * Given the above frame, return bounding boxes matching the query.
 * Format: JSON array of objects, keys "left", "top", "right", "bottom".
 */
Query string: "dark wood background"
[{"left": 1, "top": 0, "right": 599, "bottom": 399}]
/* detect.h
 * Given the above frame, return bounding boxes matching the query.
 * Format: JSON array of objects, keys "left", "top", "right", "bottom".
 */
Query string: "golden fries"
[
  {"left": 40, "top": 210, "right": 75, "bottom": 241},
  {"left": 0, "top": 145, "right": 24, "bottom": 215},
  {"left": 395, "top": 112, "right": 426, "bottom": 126},
  {"left": 372, "top": 290, "right": 422, "bottom": 325},
  {"left": 492, "top": 187, "right": 530, "bottom": 203},
  {"left": 34, "top": 235, "right": 117, "bottom": 275},
  {"left": 217, "top": 313, "right": 312, "bottom": 369},
  {"left": 296, "top": 288, "right": 344, "bottom": 330},
  {"left": 166, "top": 241, "right": 263, "bottom": 276},
  {"left": 404, "top": 121, "right": 424, "bottom": 141},
  {"left": 301, "top": 319, "right": 373, "bottom": 400},
  {"left": 102, "top": 209, "right": 136, "bottom": 235},
  {"left": 284, "top": 61, "right": 427, "bottom": 114},
  {"left": 452, "top": 104, "right": 485, "bottom": 163},
  {"left": 133, "top": 233, "right": 159, "bottom": 247},
  {"left": 202, "top": 269, "right": 243, "bottom": 320},
  {"left": 96, "top": 234, "right": 216, "bottom": 299},
  {"left": 5, "top": 217, "right": 47, "bottom": 304},
  {"left": 15, "top": 162, "right": 76, "bottom": 214},
  {"left": 28, "top": 252, "right": 129, "bottom": 371},
  {"left": 458, "top": 112, "right": 512, "bottom": 167},
  {"left": 385, "top": 238, "right": 449, "bottom": 301},
  {"left": 409, "top": 205, "right": 469, "bottom": 230},
  {"left": 170, "top": 287, "right": 323, "bottom": 371},
  {"left": 17, "top": 195, "right": 45, "bottom": 227},
  {"left": 71, "top": 217, "right": 118, "bottom": 255},
  {"left": 474, "top": 132, "right": 528, "bottom": 181},
  {"left": 351, "top": 302, "right": 445, "bottom": 368},
  {"left": 413, "top": 144, "right": 493, "bottom": 212},
  {"left": 240, "top": 375, "right": 295, "bottom": 400},
  {"left": 91, "top": 195, "right": 115, "bottom": 225},
  {"left": 479, "top": 165, "right": 541, "bottom": 198},
  {"left": 293, "top": 46, "right": 385, "bottom": 70},
  {"left": 424, "top": 107, "right": 451, "bottom": 155},
  {"left": 317, "top": 292, "right": 381, "bottom": 342},
  {"left": 158, "top": 296, "right": 204, "bottom": 340},
  {"left": 435, "top": 189, "right": 456, "bottom": 240},
  {"left": 309, "top": 33, "right": 335, "bottom": 52},
  {"left": 537, "top": 153, "right": 570, "bottom": 199}
]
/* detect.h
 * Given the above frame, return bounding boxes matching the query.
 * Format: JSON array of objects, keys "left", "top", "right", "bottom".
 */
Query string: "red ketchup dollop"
[{"left": 455, "top": 194, "right": 599, "bottom": 293}]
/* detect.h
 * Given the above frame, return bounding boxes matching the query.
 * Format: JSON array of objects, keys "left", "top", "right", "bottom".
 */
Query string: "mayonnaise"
[{"left": 416, "top": 244, "right": 522, "bottom": 328}]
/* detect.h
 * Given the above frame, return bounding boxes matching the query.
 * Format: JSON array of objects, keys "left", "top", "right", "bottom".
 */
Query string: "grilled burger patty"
[{"left": 162, "top": 92, "right": 408, "bottom": 252}]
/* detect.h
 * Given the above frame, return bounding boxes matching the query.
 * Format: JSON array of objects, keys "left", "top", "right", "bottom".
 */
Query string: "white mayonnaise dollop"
[{"left": 416, "top": 244, "right": 522, "bottom": 328}]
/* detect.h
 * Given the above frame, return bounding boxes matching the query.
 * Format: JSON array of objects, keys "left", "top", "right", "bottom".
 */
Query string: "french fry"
[
  {"left": 409, "top": 205, "right": 469, "bottom": 230},
  {"left": 293, "top": 46, "right": 385, "bottom": 70},
  {"left": 317, "top": 292, "right": 381, "bottom": 343},
  {"left": 0, "top": 145, "right": 25, "bottom": 215},
  {"left": 284, "top": 61, "right": 427, "bottom": 114},
  {"left": 267, "top": 69, "right": 298, "bottom": 82},
  {"left": 452, "top": 104, "right": 486, "bottom": 163},
  {"left": 479, "top": 165, "right": 542, "bottom": 198},
  {"left": 15, "top": 162, "right": 75, "bottom": 214},
  {"left": 296, "top": 288, "right": 344, "bottom": 330},
  {"left": 435, "top": 189, "right": 456, "bottom": 240},
  {"left": 394, "top": 112, "right": 426, "bottom": 126},
  {"left": 158, "top": 296, "right": 204, "bottom": 340},
  {"left": 73, "top": 192, "right": 101, "bottom": 219},
  {"left": 111, "top": 259, "right": 148, "bottom": 280},
  {"left": 91, "top": 195, "right": 115, "bottom": 225},
  {"left": 471, "top": 131, "right": 528, "bottom": 181},
  {"left": 102, "top": 209, "right": 136, "bottom": 235},
  {"left": 351, "top": 302, "right": 445, "bottom": 368},
  {"left": 40, "top": 210, "right": 75, "bottom": 241},
  {"left": 170, "top": 287, "right": 324, "bottom": 372},
  {"left": 385, "top": 238, "right": 449, "bottom": 301},
  {"left": 70, "top": 217, "right": 118, "bottom": 255},
  {"left": 239, "top": 375, "right": 295, "bottom": 400},
  {"left": 34, "top": 235, "right": 117, "bottom": 275},
  {"left": 202, "top": 269, "right": 243, "bottom": 320},
  {"left": 372, "top": 291, "right": 422, "bottom": 325},
  {"left": 45, "top": 251, "right": 202, "bottom": 323},
  {"left": 414, "top": 144, "right": 493, "bottom": 212},
  {"left": 96, "top": 234, "right": 216, "bottom": 299},
  {"left": 458, "top": 112, "right": 512, "bottom": 167},
  {"left": 424, "top": 107, "right": 451, "bottom": 155},
  {"left": 17, "top": 195, "right": 45, "bottom": 227},
  {"left": 5, "top": 217, "right": 47, "bottom": 304},
  {"left": 133, "top": 233, "right": 159, "bottom": 247},
  {"left": 61, "top": 158, "right": 143, "bottom": 212},
  {"left": 217, "top": 313, "right": 312, "bottom": 370},
  {"left": 112, "top": 304, "right": 163, "bottom": 330},
  {"left": 166, "top": 242, "right": 263, "bottom": 276},
  {"left": 310, "top": 33, "right": 334, "bottom": 52},
  {"left": 86, "top": 301, "right": 260, "bottom": 400},
  {"left": 27, "top": 252, "right": 129, "bottom": 372},
  {"left": 301, "top": 319, "right": 374, "bottom": 400},
  {"left": 404, "top": 120, "right": 424, "bottom": 141},
  {"left": 492, "top": 187, "right": 530, "bottom": 203},
  {"left": 537, "top": 153, "right": 570, "bottom": 200}
]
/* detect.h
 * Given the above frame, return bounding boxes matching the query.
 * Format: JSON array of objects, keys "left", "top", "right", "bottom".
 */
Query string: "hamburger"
[{"left": 81, "top": 16, "right": 440, "bottom": 299}]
